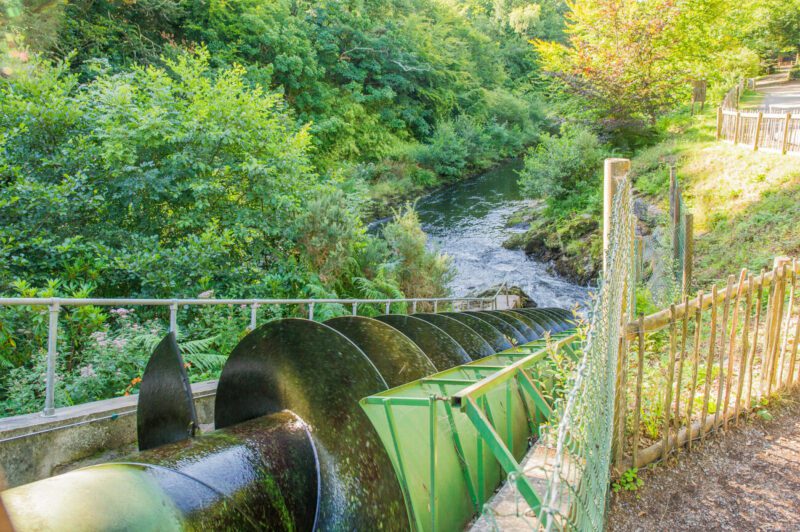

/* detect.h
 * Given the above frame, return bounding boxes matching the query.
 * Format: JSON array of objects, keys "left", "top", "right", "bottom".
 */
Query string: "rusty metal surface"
[
  {"left": 136, "top": 333, "right": 198, "bottom": 451},
  {"left": 131, "top": 411, "right": 319, "bottom": 530}
]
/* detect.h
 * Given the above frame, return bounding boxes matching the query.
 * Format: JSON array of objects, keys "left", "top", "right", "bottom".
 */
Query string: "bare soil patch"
[{"left": 608, "top": 394, "right": 800, "bottom": 531}]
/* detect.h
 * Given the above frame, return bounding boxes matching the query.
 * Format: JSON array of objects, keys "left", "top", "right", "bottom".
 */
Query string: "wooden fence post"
[
  {"left": 734, "top": 112, "right": 741, "bottom": 145},
  {"left": 768, "top": 260, "right": 790, "bottom": 395},
  {"left": 635, "top": 237, "right": 644, "bottom": 284},
  {"left": 603, "top": 158, "right": 631, "bottom": 274},
  {"left": 687, "top": 290, "right": 703, "bottom": 451},
  {"left": 632, "top": 314, "right": 645, "bottom": 467},
  {"left": 754, "top": 111, "right": 763, "bottom": 151},
  {"left": 735, "top": 274, "right": 754, "bottom": 425},
  {"left": 716, "top": 107, "right": 723, "bottom": 140},
  {"left": 682, "top": 213, "right": 693, "bottom": 296},
  {"left": 715, "top": 276, "right": 734, "bottom": 429},
  {"left": 778, "top": 262, "right": 796, "bottom": 389},
  {"left": 782, "top": 112, "right": 792, "bottom": 154},
  {"left": 662, "top": 305, "right": 678, "bottom": 460},
  {"left": 700, "top": 284, "right": 718, "bottom": 444}
]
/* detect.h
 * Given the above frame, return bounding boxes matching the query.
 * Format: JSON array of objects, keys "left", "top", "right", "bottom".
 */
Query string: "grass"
[
  {"left": 739, "top": 88, "right": 764, "bottom": 109},
  {"left": 630, "top": 106, "right": 800, "bottom": 288}
]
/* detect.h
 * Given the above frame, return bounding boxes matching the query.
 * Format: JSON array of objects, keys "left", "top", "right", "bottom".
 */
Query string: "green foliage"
[
  {"left": 0, "top": 49, "right": 455, "bottom": 415},
  {"left": 519, "top": 124, "right": 606, "bottom": 201},
  {"left": 755, "top": 408, "right": 773, "bottom": 421},
  {"left": 17, "top": 0, "right": 546, "bottom": 171},
  {"left": 535, "top": 0, "right": 766, "bottom": 138},
  {"left": 382, "top": 205, "right": 454, "bottom": 300},
  {"left": 1, "top": 50, "right": 322, "bottom": 295},
  {"left": 612, "top": 468, "right": 644, "bottom": 493}
]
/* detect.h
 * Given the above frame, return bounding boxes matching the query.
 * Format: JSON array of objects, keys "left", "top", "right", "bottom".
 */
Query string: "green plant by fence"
[{"left": 616, "top": 257, "right": 799, "bottom": 471}]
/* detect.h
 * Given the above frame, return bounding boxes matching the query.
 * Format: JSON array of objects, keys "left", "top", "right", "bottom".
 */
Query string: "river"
[{"left": 415, "top": 160, "right": 589, "bottom": 310}]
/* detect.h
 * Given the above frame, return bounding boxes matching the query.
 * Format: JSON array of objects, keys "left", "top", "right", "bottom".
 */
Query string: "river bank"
[{"left": 501, "top": 202, "right": 601, "bottom": 285}]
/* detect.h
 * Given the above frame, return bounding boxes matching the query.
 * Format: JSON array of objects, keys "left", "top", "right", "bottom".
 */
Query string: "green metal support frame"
[{"left": 360, "top": 331, "right": 580, "bottom": 532}]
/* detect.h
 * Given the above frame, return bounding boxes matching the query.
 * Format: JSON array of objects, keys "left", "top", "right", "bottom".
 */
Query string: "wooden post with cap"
[{"left": 603, "top": 158, "right": 631, "bottom": 274}]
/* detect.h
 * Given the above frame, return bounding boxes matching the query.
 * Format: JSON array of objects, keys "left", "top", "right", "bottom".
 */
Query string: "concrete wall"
[{"left": 0, "top": 380, "right": 217, "bottom": 488}]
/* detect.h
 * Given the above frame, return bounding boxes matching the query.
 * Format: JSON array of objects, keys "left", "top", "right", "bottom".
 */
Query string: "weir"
[{"left": 0, "top": 307, "right": 578, "bottom": 530}]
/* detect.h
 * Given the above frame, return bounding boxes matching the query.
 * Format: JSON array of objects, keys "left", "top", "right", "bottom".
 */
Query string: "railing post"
[
  {"left": 603, "top": 158, "right": 631, "bottom": 274},
  {"left": 434, "top": 300, "right": 438, "bottom": 313},
  {"left": 43, "top": 300, "right": 60, "bottom": 417},
  {"left": 782, "top": 112, "right": 792, "bottom": 154},
  {"left": 308, "top": 302, "right": 315, "bottom": 321},
  {"left": 412, "top": 300, "right": 417, "bottom": 314},
  {"left": 169, "top": 301, "right": 178, "bottom": 336},
  {"left": 754, "top": 111, "right": 763, "bottom": 151},
  {"left": 385, "top": 301, "right": 391, "bottom": 314},
  {"left": 249, "top": 302, "right": 258, "bottom": 331},
  {"left": 352, "top": 302, "right": 357, "bottom": 316}
]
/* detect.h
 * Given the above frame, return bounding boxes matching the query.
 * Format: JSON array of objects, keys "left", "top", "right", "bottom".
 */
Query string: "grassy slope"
[{"left": 631, "top": 107, "right": 800, "bottom": 289}]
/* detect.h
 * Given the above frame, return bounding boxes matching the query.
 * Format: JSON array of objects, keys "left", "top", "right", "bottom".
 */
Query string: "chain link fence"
[{"left": 531, "top": 162, "right": 636, "bottom": 530}]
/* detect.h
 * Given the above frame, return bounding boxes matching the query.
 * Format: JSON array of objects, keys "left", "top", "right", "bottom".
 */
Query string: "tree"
[{"left": 535, "top": 0, "right": 690, "bottom": 127}]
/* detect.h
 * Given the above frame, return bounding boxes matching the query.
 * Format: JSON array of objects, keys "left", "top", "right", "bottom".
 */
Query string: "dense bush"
[
  {"left": 382, "top": 206, "right": 453, "bottom": 300},
  {"left": 0, "top": 50, "right": 458, "bottom": 415},
  {"left": 518, "top": 124, "right": 607, "bottom": 202}
]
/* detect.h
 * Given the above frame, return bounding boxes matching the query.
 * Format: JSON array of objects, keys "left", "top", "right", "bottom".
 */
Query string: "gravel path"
[{"left": 607, "top": 395, "right": 800, "bottom": 531}]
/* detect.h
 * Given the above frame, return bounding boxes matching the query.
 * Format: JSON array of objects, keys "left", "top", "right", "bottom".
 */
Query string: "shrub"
[
  {"left": 382, "top": 205, "right": 453, "bottom": 299},
  {"left": 518, "top": 124, "right": 607, "bottom": 201},
  {"left": 413, "top": 121, "right": 469, "bottom": 180}
]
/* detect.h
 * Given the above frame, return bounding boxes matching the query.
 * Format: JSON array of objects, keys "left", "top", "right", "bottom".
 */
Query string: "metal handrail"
[{"left": 0, "top": 293, "right": 502, "bottom": 417}]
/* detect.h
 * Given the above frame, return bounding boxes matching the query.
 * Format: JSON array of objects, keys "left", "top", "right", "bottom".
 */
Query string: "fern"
[
  {"left": 126, "top": 331, "right": 226, "bottom": 372},
  {"left": 178, "top": 335, "right": 226, "bottom": 372}
]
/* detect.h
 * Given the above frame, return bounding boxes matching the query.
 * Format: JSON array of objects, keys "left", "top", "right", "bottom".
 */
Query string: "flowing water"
[{"left": 415, "top": 160, "right": 589, "bottom": 309}]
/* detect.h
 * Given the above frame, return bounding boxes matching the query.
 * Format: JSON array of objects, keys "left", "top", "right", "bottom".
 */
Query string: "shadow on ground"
[{"left": 608, "top": 394, "right": 800, "bottom": 531}]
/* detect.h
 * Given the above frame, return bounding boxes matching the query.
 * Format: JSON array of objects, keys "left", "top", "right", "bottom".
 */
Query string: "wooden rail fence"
[
  {"left": 717, "top": 108, "right": 800, "bottom": 154},
  {"left": 716, "top": 74, "right": 800, "bottom": 155},
  {"left": 614, "top": 257, "right": 800, "bottom": 471}
]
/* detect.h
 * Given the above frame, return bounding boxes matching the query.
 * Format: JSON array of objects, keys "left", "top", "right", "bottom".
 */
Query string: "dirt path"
[
  {"left": 754, "top": 71, "right": 800, "bottom": 111},
  {"left": 607, "top": 395, "right": 800, "bottom": 531}
]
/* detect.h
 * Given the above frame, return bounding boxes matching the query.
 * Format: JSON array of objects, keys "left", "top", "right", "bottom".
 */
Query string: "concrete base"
[
  {"left": 470, "top": 445, "right": 578, "bottom": 531},
  {"left": 0, "top": 380, "right": 217, "bottom": 488}
]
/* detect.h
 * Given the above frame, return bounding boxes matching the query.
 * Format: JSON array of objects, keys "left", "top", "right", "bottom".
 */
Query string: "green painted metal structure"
[
  {"left": 361, "top": 331, "right": 581, "bottom": 532},
  {"left": 1, "top": 307, "right": 578, "bottom": 531}
]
